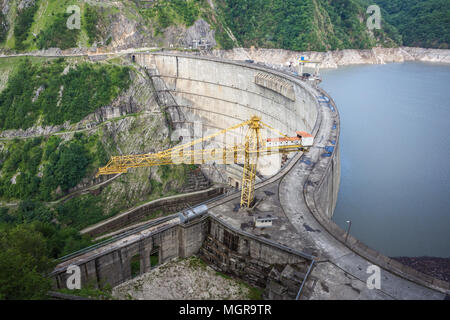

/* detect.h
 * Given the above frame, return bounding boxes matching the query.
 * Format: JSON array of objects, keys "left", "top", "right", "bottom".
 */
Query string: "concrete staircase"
[{"left": 183, "top": 169, "right": 211, "bottom": 193}]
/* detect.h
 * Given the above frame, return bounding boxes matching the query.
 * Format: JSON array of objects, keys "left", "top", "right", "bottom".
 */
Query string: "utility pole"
[{"left": 345, "top": 220, "right": 352, "bottom": 242}]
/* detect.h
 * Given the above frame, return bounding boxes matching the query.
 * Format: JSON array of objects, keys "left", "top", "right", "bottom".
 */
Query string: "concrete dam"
[{"left": 51, "top": 52, "right": 449, "bottom": 300}]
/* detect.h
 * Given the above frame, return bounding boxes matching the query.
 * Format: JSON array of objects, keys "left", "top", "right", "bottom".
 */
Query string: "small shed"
[
  {"left": 296, "top": 131, "right": 314, "bottom": 147},
  {"left": 254, "top": 215, "right": 277, "bottom": 228}
]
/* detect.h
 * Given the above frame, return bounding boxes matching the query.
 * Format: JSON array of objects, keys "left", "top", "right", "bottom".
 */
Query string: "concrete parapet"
[{"left": 254, "top": 72, "right": 296, "bottom": 101}]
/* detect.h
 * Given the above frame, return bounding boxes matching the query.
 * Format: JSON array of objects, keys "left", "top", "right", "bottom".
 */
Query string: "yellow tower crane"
[{"left": 96, "top": 116, "right": 313, "bottom": 207}]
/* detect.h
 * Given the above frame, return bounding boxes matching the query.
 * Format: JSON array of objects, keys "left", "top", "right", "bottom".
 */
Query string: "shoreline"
[{"left": 209, "top": 46, "right": 450, "bottom": 69}]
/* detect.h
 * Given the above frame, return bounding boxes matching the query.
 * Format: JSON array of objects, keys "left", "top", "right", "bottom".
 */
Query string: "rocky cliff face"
[
  {"left": 87, "top": 65, "right": 158, "bottom": 124},
  {"left": 0, "top": 62, "right": 157, "bottom": 138},
  {"left": 209, "top": 47, "right": 450, "bottom": 69}
]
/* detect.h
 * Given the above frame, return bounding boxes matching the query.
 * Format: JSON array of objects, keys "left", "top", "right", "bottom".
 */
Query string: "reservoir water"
[{"left": 320, "top": 62, "right": 450, "bottom": 258}]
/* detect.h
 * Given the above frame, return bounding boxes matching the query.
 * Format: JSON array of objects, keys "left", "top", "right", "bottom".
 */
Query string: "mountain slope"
[
  {"left": 0, "top": 0, "right": 446, "bottom": 52},
  {"left": 0, "top": 0, "right": 402, "bottom": 53},
  {"left": 216, "top": 0, "right": 399, "bottom": 51},
  {"left": 372, "top": 0, "right": 449, "bottom": 49}
]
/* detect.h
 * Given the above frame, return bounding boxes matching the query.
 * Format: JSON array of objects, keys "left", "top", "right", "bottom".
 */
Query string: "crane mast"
[{"left": 240, "top": 116, "right": 262, "bottom": 207}]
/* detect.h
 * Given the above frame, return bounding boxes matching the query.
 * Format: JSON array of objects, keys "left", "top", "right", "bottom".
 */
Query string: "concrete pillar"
[{"left": 82, "top": 260, "right": 99, "bottom": 288}]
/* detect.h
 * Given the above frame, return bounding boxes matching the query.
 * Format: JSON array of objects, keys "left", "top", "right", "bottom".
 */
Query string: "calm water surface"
[{"left": 320, "top": 62, "right": 450, "bottom": 257}]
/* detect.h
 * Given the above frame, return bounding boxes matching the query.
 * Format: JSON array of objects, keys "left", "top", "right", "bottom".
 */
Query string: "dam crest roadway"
[{"left": 51, "top": 52, "right": 449, "bottom": 300}]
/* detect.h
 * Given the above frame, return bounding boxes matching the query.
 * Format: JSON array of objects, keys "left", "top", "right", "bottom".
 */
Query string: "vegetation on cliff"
[
  {"left": 0, "top": 222, "right": 53, "bottom": 299},
  {"left": 0, "top": 58, "right": 130, "bottom": 130},
  {"left": 141, "top": 0, "right": 203, "bottom": 33},
  {"left": 1, "top": 0, "right": 447, "bottom": 52},
  {"left": 0, "top": 209, "right": 94, "bottom": 299},
  {"left": 0, "top": 132, "right": 107, "bottom": 202},
  {"left": 216, "top": 0, "right": 392, "bottom": 51}
]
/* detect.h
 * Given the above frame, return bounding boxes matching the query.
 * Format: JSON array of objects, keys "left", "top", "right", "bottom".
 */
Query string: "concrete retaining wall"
[
  {"left": 52, "top": 214, "right": 314, "bottom": 297},
  {"left": 53, "top": 218, "right": 207, "bottom": 290},
  {"left": 81, "top": 187, "right": 223, "bottom": 237},
  {"left": 200, "top": 216, "right": 312, "bottom": 295}
]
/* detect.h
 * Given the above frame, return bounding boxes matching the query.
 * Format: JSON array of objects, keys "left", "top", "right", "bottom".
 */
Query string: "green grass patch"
[
  {"left": 55, "top": 194, "right": 113, "bottom": 230},
  {"left": 141, "top": 0, "right": 206, "bottom": 35},
  {"left": 58, "top": 283, "right": 113, "bottom": 300},
  {"left": 215, "top": 271, "right": 232, "bottom": 280},
  {"left": 13, "top": 2, "right": 39, "bottom": 51},
  {"left": 215, "top": 270, "right": 263, "bottom": 300},
  {"left": 0, "top": 58, "right": 130, "bottom": 130},
  {"left": 130, "top": 255, "right": 141, "bottom": 278},
  {"left": 0, "top": 131, "right": 110, "bottom": 202},
  {"left": 187, "top": 256, "right": 207, "bottom": 270},
  {"left": 36, "top": 12, "right": 79, "bottom": 50},
  {"left": 84, "top": 4, "right": 100, "bottom": 45}
]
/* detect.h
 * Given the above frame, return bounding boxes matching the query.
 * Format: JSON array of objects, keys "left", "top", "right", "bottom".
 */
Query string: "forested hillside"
[
  {"left": 0, "top": 54, "right": 195, "bottom": 299},
  {"left": 0, "top": 0, "right": 446, "bottom": 52},
  {"left": 217, "top": 0, "right": 400, "bottom": 51},
  {"left": 0, "top": 59, "right": 130, "bottom": 130},
  {"left": 373, "top": 0, "right": 449, "bottom": 49},
  {"left": 0, "top": 0, "right": 404, "bottom": 53}
]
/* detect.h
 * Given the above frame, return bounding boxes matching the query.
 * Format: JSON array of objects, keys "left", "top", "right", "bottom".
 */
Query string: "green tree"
[
  {"left": 14, "top": 3, "right": 39, "bottom": 51},
  {"left": 0, "top": 224, "right": 53, "bottom": 299},
  {"left": 373, "top": 0, "right": 449, "bottom": 48},
  {"left": 85, "top": 5, "right": 100, "bottom": 44},
  {"left": 37, "top": 13, "right": 80, "bottom": 50}
]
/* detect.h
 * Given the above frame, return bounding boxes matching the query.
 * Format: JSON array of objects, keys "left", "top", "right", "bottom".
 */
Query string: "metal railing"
[{"left": 296, "top": 259, "right": 315, "bottom": 300}]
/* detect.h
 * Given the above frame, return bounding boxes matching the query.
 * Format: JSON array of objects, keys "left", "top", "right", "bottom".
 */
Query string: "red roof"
[
  {"left": 267, "top": 137, "right": 301, "bottom": 142},
  {"left": 296, "top": 131, "right": 313, "bottom": 138}
]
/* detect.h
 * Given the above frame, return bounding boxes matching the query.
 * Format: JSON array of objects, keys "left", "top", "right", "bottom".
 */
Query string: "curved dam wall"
[{"left": 135, "top": 53, "right": 317, "bottom": 141}]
